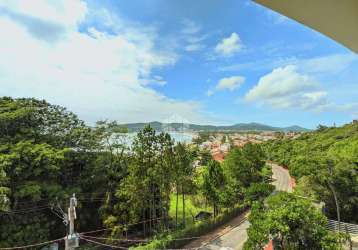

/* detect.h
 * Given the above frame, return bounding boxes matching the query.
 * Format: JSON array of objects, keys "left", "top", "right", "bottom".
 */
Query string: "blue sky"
[{"left": 0, "top": 0, "right": 357, "bottom": 128}]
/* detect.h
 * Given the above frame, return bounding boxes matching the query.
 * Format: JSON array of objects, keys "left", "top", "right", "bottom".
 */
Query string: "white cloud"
[
  {"left": 184, "top": 43, "right": 205, "bottom": 52},
  {"left": 139, "top": 75, "right": 167, "bottom": 86},
  {"left": 216, "top": 76, "right": 245, "bottom": 91},
  {"left": 206, "top": 76, "right": 245, "bottom": 97},
  {"left": 0, "top": 0, "right": 87, "bottom": 42},
  {"left": 219, "top": 53, "right": 358, "bottom": 73},
  {"left": 244, "top": 61, "right": 358, "bottom": 116},
  {"left": 215, "top": 33, "right": 242, "bottom": 57},
  {"left": 245, "top": 65, "right": 328, "bottom": 110},
  {"left": 181, "top": 19, "right": 201, "bottom": 35},
  {"left": 245, "top": 65, "right": 317, "bottom": 101},
  {"left": 0, "top": 1, "right": 210, "bottom": 124},
  {"left": 299, "top": 54, "right": 358, "bottom": 74},
  {"left": 0, "top": 0, "right": 87, "bottom": 26},
  {"left": 339, "top": 103, "right": 358, "bottom": 118},
  {"left": 181, "top": 19, "right": 207, "bottom": 52}
]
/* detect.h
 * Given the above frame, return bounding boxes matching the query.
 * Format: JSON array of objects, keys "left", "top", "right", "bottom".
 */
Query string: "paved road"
[
  {"left": 185, "top": 163, "right": 291, "bottom": 250},
  {"left": 200, "top": 220, "right": 250, "bottom": 250},
  {"left": 270, "top": 163, "right": 292, "bottom": 193},
  {"left": 184, "top": 211, "right": 250, "bottom": 250}
]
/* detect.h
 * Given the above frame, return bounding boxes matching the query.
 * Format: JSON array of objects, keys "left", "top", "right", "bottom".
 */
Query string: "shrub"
[{"left": 132, "top": 205, "right": 248, "bottom": 250}]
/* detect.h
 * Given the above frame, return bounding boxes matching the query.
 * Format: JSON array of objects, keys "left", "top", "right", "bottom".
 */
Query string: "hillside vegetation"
[
  {"left": 122, "top": 121, "right": 309, "bottom": 133},
  {"left": 264, "top": 123, "right": 358, "bottom": 223},
  {"left": 0, "top": 97, "right": 271, "bottom": 248}
]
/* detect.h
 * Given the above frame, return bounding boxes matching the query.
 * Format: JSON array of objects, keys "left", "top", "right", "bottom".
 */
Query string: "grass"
[
  {"left": 132, "top": 204, "right": 248, "bottom": 250},
  {"left": 168, "top": 193, "right": 212, "bottom": 226}
]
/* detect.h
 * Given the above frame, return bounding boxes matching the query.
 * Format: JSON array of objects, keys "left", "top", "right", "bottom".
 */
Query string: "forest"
[
  {"left": 1, "top": 97, "right": 356, "bottom": 249},
  {"left": 0, "top": 97, "right": 272, "bottom": 248},
  {"left": 264, "top": 123, "right": 358, "bottom": 224}
]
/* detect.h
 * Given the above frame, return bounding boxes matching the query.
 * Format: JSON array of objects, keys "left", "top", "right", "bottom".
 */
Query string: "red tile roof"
[
  {"left": 212, "top": 152, "right": 225, "bottom": 162},
  {"left": 264, "top": 240, "right": 273, "bottom": 250}
]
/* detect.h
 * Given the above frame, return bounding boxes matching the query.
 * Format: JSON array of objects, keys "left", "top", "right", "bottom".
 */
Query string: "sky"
[{"left": 0, "top": 0, "right": 357, "bottom": 129}]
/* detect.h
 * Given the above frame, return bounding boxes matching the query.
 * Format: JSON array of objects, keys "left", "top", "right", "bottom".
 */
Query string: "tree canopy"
[
  {"left": 244, "top": 192, "right": 346, "bottom": 250},
  {"left": 264, "top": 123, "right": 358, "bottom": 223}
]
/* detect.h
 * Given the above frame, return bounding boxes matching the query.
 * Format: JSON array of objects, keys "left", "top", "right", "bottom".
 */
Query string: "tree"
[
  {"left": 202, "top": 160, "right": 225, "bottom": 217},
  {"left": 221, "top": 135, "right": 227, "bottom": 144},
  {"left": 244, "top": 182, "right": 274, "bottom": 204},
  {"left": 192, "top": 132, "right": 210, "bottom": 145},
  {"left": 309, "top": 157, "right": 358, "bottom": 224},
  {"left": 242, "top": 143, "right": 266, "bottom": 173},
  {"left": 244, "top": 192, "right": 345, "bottom": 250},
  {"left": 173, "top": 142, "right": 194, "bottom": 228},
  {"left": 119, "top": 125, "right": 158, "bottom": 235},
  {"left": 0, "top": 97, "right": 103, "bottom": 246},
  {"left": 198, "top": 149, "right": 212, "bottom": 166},
  {"left": 0, "top": 97, "right": 96, "bottom": 149},
  {"left": 108, "top": 125, "right": 176, "bottom": 236},
  {"left": 92, "top": 121, "right": 130, "bottom": 229},
  {"left": 222, "top": 145, "right": 267, "bottom": 206},
  {"left": 264, "top": 122, "right": 358, "bottom": 223}
]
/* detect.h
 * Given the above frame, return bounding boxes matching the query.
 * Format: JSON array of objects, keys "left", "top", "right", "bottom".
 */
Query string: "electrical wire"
[
  {"left": 0, "top": 193, "right": 114, "bottom": 215},
  {"left": 80, "top": 235, "right": 148, "bottom": 242},
  {"left": 80, "top": 235, "right": 129, "bottom": 249},
  {"left": 0, "top": 237, "right": 64, "bottom": 250},
  {"left": 0, "top": 206, "right": 50, "bottom": 215},
  {"left": 82, "top": 234, "right": 201, "bottom": 243},
  {"left": 80, "top": 216, "right": 166, "bottom": 235},
  {"left": 81, "top": 235, "right": 201, "bottom": 250}
]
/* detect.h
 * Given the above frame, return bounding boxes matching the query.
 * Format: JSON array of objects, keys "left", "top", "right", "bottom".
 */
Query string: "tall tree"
[
  {"left": 0, "top": 97, "right": 102, "bottom": 246},
  {"left": 173, "top": 142, "right": 194, "bottom": 228},
  {"left": 244, "top": 192, "right": 345, "bottom": 250},
  {"left": 202, "top": 160, "right": 225, "bottom": 217},
  {"left": 109, "top": 125, "right": 176, "bottom": 236}
]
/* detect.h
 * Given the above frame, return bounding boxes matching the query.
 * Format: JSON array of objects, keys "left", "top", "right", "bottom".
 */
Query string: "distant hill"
[{"left": 121, "top": 122, "right": 310, "bottom": 133}]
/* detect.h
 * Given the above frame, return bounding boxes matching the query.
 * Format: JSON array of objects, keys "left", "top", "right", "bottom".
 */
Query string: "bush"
[{"left": 131, "top": 205, "right": 248, "bottom": 250}]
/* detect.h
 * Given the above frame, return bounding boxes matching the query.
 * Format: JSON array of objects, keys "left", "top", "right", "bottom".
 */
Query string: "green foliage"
[
  {"left": 198, "top": 149, "right": 212, "bottom": 166},
  {"left": 192, "top": 132, "right": 211, "bottom": 145},
  {"left": 0, "top": 96, "right": 313, "bottom": 248},
  {"left": 244, "top": 192, "right": 345, "bottom": 250},
  {"left": 222, "top": 143, "right": 269, "bottom": 207},
  {"left": 244, "top": 182, "right": 274, "bottom": 204},
  {"left": 264, "top": 123, "right": 358, "bottom": 223},
  {"left": 0, "top": 97, "right": 114, "bottom": 246},
  {"left": 201, "top": 160, "right": 225, "bottom": 216},
  {"left": 132, "top": 205, "right": 247, "bottom": 250},
  {"left": 168, "top": 194, "right": 211, "bottom": 226},
  {"left": 106, "top": 126, "right": 197, "bottom": 236}
]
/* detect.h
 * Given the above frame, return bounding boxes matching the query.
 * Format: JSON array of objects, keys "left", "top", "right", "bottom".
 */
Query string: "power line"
[
  {"left": 80, "top": 235, "right": 148, "bottom": 243},
  {"left": 80, "top": 216, "right": 166, "bottom": 235},
  {"left": 0, "top": 194, "right": 115, "bottom": 215},
  {"left": 82, "top": 234, "right": 201, "bottom": 243},
  {"left": 80, "top": 235, "right": 201, "bottom": 250},
  {"left": 0, "top": 192, "right": 114, "bottom": 203},
  {"left": 80, "top": 235, "right": 129, "bottom": 249},
  {"left": 0, "top": 237, "right": 63, "bottom": 250},
  {"left": 0, "top": 206, "right": 50, "bottom": 215},
  {"left": 6, "top": 205, "right": 50, "bottom": 212}
]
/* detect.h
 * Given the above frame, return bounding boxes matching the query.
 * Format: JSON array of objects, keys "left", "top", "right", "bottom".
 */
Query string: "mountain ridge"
[{"left": 120, "top": 121, "right": 310, "bottom": 132}]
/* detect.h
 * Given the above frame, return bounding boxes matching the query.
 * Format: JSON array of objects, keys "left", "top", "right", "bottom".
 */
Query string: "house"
[
  {"left": 212, "top": 151, "right": 225, "bottom": 162},
  {"left": 195, "top": 211, "right": 212, "bottom": 220},
  {"left": 220, "top": 142, "right": 231, "bottom": 153}
]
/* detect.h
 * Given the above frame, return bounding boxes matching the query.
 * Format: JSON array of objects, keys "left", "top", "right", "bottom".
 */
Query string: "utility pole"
[{"left": 65, "top": 194, "right": 79, "bottom": 250}]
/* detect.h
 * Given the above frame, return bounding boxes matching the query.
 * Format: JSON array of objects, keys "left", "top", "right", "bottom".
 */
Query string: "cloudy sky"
[{"left": 0, "top": 0, "right": 357, "bottom": 128}]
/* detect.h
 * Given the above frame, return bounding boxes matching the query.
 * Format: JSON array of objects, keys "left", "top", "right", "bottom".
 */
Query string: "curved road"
[
  {"left": 185, "top": 163, "right": 292, "bottom": 250},
  {"left": 271, "top": 163, "right": 293, "bottom": 193}
]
